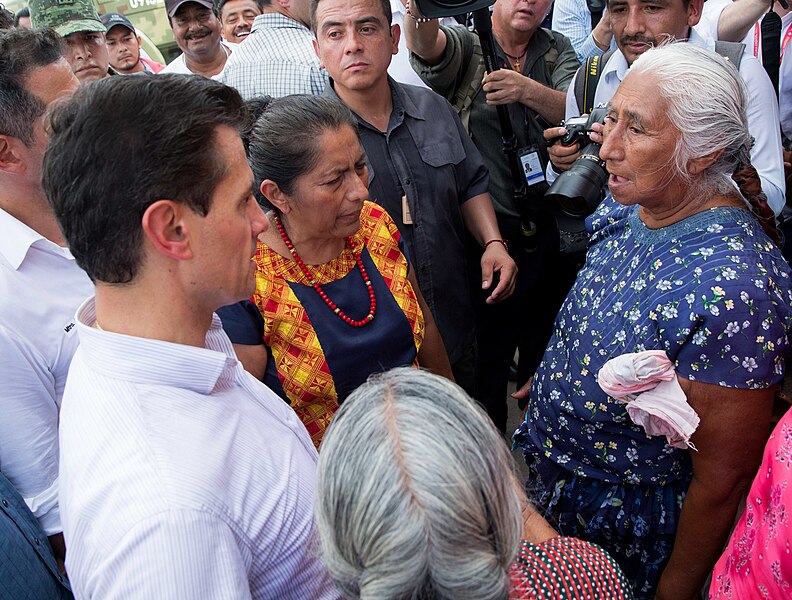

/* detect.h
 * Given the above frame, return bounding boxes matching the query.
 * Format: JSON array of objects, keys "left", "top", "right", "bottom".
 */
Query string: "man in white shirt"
[
  {"left": 219, "top": 0, "right": 326, "bottom": 97},
  {"left": 161, "top": 0, "right": 237, "bottom": 77},
  {"left": 546, "top": 0, "right": 786, "bottom": 216},
  {"left": 44, "top": 74, "right": 337, "bottom": 599},
  {"left": 0, "top": 27, "right": 86, "bottom": 570},
  {"left": 219, "top": 0, "right": 263, "bottom": 42}
]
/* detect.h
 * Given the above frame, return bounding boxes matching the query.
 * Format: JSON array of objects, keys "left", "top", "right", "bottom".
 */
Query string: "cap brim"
[
  {"left": 106, "top": 22, "right": 136, "bottom": 33},
  {"left": 166, "top": 0, "right": 214, "bottom": 17},
  {"left": 54, "top": 18, "right": 106, "bottom": 36}
]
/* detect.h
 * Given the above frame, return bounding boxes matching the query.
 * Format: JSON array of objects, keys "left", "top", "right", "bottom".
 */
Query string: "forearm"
[
  {"left": 417, "top": 318, "right": 454, "bottom": 379},
  {"left": 401, "top": 3, "right": 446, "bottom": 64},
  {"left": 718, "top": 0, "right": 770, "bottom": 41},
  {"left": 656, "top": 475, "right": 752, "bottom": 600},
  {"left": 521, "top": 82, "right": 568, "bottom": 126},
  {"left": 460, "top": 193, "right": 502, "bottom": 246}
]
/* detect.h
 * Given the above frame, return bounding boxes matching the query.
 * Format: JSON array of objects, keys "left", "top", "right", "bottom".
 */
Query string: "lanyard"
[{"left": 754, "top": 21, "right": 792, "bottom": 62}]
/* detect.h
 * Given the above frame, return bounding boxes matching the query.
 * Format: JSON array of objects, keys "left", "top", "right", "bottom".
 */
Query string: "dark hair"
[
  {"left": 43, "top": 75, "right": 248, "bottom": 284},
  {"left": 310, "top": 0, "right": 391, "bottom": 33},
  {"left": 218, "top": 0, "right": 264, "bottom": 18},
  {"left": 0, "top": 28, "right": 63, "bottom": 144},
  {"left": 246, "top": 94, "right": 358, "bottom": 209},
  {"left": 13, "top": 6, "right": 30, "bottom": 26},
  {"left": 0, "top": 3, "right": 13, "bottom": 28}
]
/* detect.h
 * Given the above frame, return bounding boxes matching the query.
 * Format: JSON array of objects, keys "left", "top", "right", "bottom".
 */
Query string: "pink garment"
[
  {"left": 597, "top": 350, "right": 700, "bottom": 449},
  {"left": 710, "top": 410, "right": 792, "bottom": 600}
]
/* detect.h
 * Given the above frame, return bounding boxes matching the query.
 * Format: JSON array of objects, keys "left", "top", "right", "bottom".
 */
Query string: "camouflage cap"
[{"left": 30, "top": 0, "right": 106, "bottom": 37}]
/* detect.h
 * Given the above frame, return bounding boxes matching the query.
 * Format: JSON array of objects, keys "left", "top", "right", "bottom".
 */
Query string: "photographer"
[
  {"left": 404, "top": 0, "right": 580, "bottom": 432},
  {"left": 544, "top": 0, "right": 785, "bottom": 218}
]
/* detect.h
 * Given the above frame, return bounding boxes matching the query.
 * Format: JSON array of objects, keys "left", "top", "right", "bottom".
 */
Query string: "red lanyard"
[{"left": 754, "top": 21, "right": 792, "bottom": 62}]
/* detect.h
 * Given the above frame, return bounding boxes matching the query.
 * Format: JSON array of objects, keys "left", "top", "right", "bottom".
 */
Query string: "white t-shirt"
[{"left": 161, "top": 40, "right": 238, "bottom": 78}]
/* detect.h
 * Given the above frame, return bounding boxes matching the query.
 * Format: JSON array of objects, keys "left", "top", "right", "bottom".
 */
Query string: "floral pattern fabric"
[
  {"left": 710, "top": 410, "right": 792, "bottom": 599},
  {"left": 514, "top": 196, "right": 792, "bottom": 597}
]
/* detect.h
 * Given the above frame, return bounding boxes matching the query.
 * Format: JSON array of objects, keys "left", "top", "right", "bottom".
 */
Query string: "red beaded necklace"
[{"left": 273, "top": 214, "right": 376, "bottom": 327}]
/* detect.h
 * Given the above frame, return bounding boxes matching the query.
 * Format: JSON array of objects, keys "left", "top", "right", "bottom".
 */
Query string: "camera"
[{"left": 545, "top": 104, "right": 609, "bottom": 220}]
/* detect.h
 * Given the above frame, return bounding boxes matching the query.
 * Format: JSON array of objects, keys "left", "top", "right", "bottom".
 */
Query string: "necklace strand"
[
  {"left": 502, "top": 47, "right": 527, "bottom": 71},
  {"left": 273, "top": 215, "right": 376, "bottom": 327}
]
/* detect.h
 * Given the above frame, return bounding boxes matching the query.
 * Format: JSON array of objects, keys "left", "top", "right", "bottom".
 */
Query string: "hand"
[
  {"left": 511, "top": 376, "right": 533, "bottom": 420},
  {"left": 588, "top": 121, "right": 605, "bottom": 144},
  {"left": 482, "top": 68, "right": 529, "bottom": 106},
  {"left": 481, "top": 243, "right": 517, "bottom": 304},
  {"left": 544, "top": 126, "right": 580, "bottom": 173}
]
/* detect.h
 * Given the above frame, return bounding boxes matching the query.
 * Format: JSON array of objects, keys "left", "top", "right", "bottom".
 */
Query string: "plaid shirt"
[{"left": 219, "top": 13, "right": 327, "bottom": 99}]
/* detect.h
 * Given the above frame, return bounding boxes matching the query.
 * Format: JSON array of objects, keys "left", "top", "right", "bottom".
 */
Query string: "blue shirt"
[
  {"left": 0, "top": 471, "right": 72, "bottom": 599},
  {"left": 515, "top": 197, "right": 792, "bottom": 486}
]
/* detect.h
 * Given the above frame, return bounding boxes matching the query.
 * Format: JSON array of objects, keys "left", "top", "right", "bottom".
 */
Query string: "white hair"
[
  {"left": 628, "top": 42, "right": 752, "bottom": 195},
  {"left": 315, "top": 368, "right": 525, "bottom": 600}
]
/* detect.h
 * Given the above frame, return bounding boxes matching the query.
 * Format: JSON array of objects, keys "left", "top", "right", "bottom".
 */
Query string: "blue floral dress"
[{"left": 514, "top": 196, "right": 792, "bottom": 599}]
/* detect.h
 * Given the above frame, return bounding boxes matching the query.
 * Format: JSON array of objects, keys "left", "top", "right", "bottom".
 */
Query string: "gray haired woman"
[
  {"left": 514, "top": 43, "right": 792, "bottom": 600},
  {"left": 315, "top": 368, "right": 632, "bottom": 599}
]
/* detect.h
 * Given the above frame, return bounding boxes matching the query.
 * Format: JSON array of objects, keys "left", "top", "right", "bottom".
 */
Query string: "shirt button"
[
  {"left": 34, "top": 537, "right": 40, "bottom": 545},
  {"left": 1, "top": 499, "right": 7, "bottom": 508},
  {"left": 404, "top": 179, "right": 411, "bottom": 186}
]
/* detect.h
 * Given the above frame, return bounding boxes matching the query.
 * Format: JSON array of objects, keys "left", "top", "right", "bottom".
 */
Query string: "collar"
[
  {"left": 251, "top": 12, "right": 311, "bottom": 33},
  {"left": 0, "top": 207, "right": 73, "bottom": 271},
  {"left": 75, "top": 297, "right": 239, "bottom": 395},
  {"left": 323, "top": 77, "right": 425, "bottom": 132}
]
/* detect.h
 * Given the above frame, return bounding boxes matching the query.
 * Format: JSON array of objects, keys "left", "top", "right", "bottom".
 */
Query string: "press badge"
[{"left": 518, "top": 146, "right": 546, "bottom": 187}]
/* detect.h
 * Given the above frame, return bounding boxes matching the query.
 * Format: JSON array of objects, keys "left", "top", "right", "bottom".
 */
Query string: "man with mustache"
[
  {"left": 544, "top": 0, "right": 786, "bottom": 217},
  {"left": 219, "top": 0, "right": 326, "bottom": 97},
  {"left": 161, "top": 0, "right": 237, "bottom": 77},
  {"left": 101, "top": 12, "right": 165, "bottom": 74},
  {"left": 219, "top": 0, "right": 263, "bottom": 42},
  {"left": 29, "top": 0, "right": 110, "bottom": 83}
]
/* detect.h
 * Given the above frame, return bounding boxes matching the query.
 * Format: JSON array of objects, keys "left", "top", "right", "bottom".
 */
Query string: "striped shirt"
[{"left": 59, "top": 297, "right": 338, "bottom": 599}]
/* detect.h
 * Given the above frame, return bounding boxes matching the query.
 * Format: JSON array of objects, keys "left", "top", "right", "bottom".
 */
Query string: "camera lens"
[{"left": 546, "top": 142, "right": 608, "bottom": 219}]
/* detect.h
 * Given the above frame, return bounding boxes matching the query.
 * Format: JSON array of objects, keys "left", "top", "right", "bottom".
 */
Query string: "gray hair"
[
  {"left": 315, "top": 368, "right": 525, "bottom": 600},
  {"left": 627, "top": 42, "right": 752, "bottom": 196}
]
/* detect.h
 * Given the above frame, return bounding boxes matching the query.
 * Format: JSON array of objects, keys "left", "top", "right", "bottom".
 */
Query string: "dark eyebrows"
[{"left": 320, "top": 15, "right": 382, "bottom": 32}]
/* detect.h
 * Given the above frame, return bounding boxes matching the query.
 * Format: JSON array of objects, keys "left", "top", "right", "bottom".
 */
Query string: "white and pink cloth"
[{"left": 597, "top": 350, "right": 700, "bottom": 450}]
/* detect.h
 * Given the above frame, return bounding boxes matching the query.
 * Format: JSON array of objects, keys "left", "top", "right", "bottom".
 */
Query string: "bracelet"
[
  {"left": 405, "top": 0, "right": 434, "bottom": 26},
  {"left": 483, "top": 239, "right": 509, "bottom": 252}
]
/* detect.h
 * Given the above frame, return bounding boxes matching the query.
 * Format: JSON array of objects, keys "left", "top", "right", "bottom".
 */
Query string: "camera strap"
[{"left": 573, "top": 49, "right": 615, "bottom": 116}]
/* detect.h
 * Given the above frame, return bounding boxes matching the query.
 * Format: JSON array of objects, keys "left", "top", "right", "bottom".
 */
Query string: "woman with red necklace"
[{"left": 217, "top": 95, "right": 453, "bottom": 447}]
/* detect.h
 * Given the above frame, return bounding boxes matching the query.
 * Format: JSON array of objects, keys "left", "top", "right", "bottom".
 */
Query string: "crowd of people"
[{"left": 1, "top": 0, "right": 792, "bottom": 598}]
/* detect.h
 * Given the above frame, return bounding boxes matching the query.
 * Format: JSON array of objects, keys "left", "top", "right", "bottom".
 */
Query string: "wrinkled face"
[
  {"left": 600, "top": 71, "right": 684, "bottom": 210},
  {"left": 220, "top": 0, "right": 261, "bottom": 41},
  {"left": 492, "top": 0, "right": 553, "bottom": 35},
  {"left": 20, "top": 59, "right": 80, "bottom": 187},
  {"left": 189, "top": 126, "right": 268, "bottom": 307},
  {"left": 313, "top": 0, "right": 398, "bottom": 96},
  {"left": 279, "top": 125, "right": 369, "bottom": 242},
  {"left": 170, "top": 3, "right": 223, "bottom": 59},
  {"left": 63, "top": 30, "right": 110, "bottom": 83},
  {"left": 105, "top": 25, "right": 143, "bottom": 73},
  {"left": 608, "top": 0, "right": 702, "bottom": 65}
]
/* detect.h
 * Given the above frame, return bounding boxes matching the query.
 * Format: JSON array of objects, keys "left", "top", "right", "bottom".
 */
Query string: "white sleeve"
[
  {"left": 75, "top": 510, "right": 253, "bottom": 600},
  {"left": 739, "top": 53, "right": 786, "bottom": 216},
  {"left": 0, "top": 326, "right": 61, "bottom": 534}
]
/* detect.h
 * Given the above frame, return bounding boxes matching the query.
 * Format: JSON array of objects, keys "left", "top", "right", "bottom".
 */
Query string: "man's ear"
[
  {"left": 687, "top": 0, "right": 705, "bottom": 28},
  {"left": 0, "top": 135, "right": 26, "bottom": 175},
  {"left": 141, "top": 200, "right": 194, "bottom": 261},
  {"left": 687, "top": 148, "right": 725, "bottom": 177},
  {"left": 313, "top": 38, "right": 323, "bottom": 66},
  {"left": 260, "top": 179, "right": 291, "bottom": 214},
  {"left": 391, "top": 23, "right": 400, "bottom": 55}
]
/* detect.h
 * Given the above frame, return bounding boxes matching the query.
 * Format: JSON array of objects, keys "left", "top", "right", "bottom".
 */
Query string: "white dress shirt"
[
  {"left": 0, "top": 208, "right": 92, "bottom": 535},
  {"left": 219, "top": 13, "right": 328, "bottom": 98},
  {"left": 60, "top": 298, "right": 337, "bottom": 599},
  {"left": 160, "top": 40, "right": 237, "bottom": 78},
  {"left": 552, "top": 29, "right": 786, "bottom": 215},
  {"left": 551, "top": 0, "right": 613, "bottom": 62}
]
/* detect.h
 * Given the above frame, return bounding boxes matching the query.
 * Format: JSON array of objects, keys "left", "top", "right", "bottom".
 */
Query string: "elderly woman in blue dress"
[{"left": 514, "top": 43, "right": 792, "bottom": 600}]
